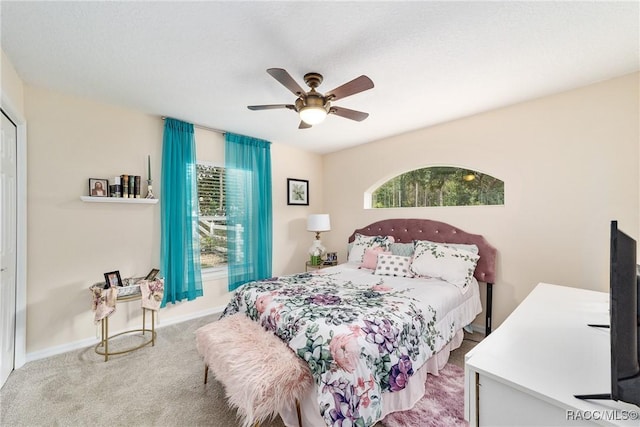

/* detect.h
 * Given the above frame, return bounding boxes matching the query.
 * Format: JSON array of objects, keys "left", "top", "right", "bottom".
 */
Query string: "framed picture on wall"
[
  {"left": 287, "top": 178, "right": 309, "bottom": 206},
  {"left": 89, "top": 178, "right": 109, "bottom": 197}
]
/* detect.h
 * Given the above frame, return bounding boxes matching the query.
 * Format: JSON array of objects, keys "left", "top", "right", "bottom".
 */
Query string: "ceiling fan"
[{"left": 247, "top": 68, "right": 374, "bottom": 129}]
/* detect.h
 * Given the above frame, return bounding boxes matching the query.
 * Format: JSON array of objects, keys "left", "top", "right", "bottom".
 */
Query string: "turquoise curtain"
[
  {"left": 225, "top": 133, "right": 272, "bottom": 291},
  {"left": 160, "top": 118, "right": 203, "bottom": 306}
]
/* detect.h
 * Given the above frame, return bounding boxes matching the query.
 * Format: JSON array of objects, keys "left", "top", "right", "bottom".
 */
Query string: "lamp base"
[
  {"left": 308, "top": 239, "right": 326, "bottom": 260},
  {"left": 310, "top": 255, "right": 322, "bottom": 266}
]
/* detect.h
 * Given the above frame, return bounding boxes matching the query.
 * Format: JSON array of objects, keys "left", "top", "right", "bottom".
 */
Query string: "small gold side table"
[{"left": 94, "top": 292, "right": 156, "bottom": 362}]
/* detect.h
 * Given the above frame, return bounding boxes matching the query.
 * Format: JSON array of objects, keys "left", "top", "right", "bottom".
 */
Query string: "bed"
[{"left": 221, "top": 218, "right": 496, "bottom": 427}]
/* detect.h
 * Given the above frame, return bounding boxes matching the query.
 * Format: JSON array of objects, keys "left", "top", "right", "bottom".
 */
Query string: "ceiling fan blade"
[
  {"left": 325, "top": 75, "right": 374, "bottom": 102},
  {"left": 330, "top": 106, "right": 369, "bottom": 122},
  {"left": 267, "top": 68, "right": 306, "bottom": 97},
  {"left": 298, "top": 121, "right": 312, "bottom": 129},
  {"left": 247, "top": 104, "right": 295, "bottom": 111}
]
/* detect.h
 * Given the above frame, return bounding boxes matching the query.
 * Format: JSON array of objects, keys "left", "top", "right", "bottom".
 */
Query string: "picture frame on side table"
[
  {"left": 104, "top": 270, "right": 122, "bottom": 289},
  {"left": 89, "top": 178, "right": 109, "bottom": 197},
  {"left": 287, "top": 178, "right": 309, "bottom": 206},
  {"left": 144, "top": 268, "right": 160, "bottom": 281}
]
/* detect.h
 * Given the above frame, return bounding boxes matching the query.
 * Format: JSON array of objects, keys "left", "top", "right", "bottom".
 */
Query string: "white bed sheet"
[{"left": 279, "top": 263, "right": 482, "bottom": 426}]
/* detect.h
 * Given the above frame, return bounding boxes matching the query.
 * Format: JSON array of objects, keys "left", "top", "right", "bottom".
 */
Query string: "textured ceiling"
[{"left": 2, "top": 1, "right": 638, "bottom": 154}]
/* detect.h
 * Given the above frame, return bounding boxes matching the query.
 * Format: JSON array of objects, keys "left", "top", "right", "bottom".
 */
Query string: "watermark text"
[{"left": 567, "top": 409, "right": 639, "bottom": 422}]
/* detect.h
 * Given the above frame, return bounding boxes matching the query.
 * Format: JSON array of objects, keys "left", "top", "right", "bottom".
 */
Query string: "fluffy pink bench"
[{"left": 195, "top": 314, "right": 313, "bottom": 427}]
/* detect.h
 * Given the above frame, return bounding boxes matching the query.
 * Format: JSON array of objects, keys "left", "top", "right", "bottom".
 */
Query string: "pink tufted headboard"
[{"left": 348, "top": 218, "right": 497, "bottom": 283}]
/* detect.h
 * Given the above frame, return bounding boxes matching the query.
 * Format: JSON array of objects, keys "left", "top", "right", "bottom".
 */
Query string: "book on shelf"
[
  {"left": 128, "top": 175, "right": 135, "bottom": 198},
  {"left": 134, "top": 175, "right": 141, "bottom": 198},
  {"left": 121, "top": 174, "right": 129, "bottom": 198}
]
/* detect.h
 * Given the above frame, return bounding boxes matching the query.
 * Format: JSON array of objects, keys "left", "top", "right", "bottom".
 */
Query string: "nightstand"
[{"left": 305, "top": 261, "right": 337, "bottom": 272}]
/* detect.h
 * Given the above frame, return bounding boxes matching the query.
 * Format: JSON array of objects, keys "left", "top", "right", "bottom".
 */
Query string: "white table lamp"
[{"left": 307, "top": 214, "right": 331, "bottom": 260}]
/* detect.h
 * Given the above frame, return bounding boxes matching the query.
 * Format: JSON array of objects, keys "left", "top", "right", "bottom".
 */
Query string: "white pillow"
[
  {"left": 374, "top": 254, "right": 414, "bottom": 278},
  {"left": 347, "top": 233, "right": 395, "bottom": 264},
  {"left": 413, "top": 239, "right": 479, "bottom": 255},
  {"left": 410, "top": 240, "right": 479, "bottom": 292}
]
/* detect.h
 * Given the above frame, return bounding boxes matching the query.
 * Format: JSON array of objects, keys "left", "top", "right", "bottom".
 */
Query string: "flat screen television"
[{"left": 575, "top": 220, "right": 640, "bottom": 406}]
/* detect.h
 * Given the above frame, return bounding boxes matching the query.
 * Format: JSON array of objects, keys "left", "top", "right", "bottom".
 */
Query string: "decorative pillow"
[
  {"left": 374, "top": 254, "right": 414, "bottom": 278},
  {"left": 413, "top": 239, "right": 479, "bottom": 255},
  {"left": 410, "top": 240, "right": 480, "bottom": 292},
  {"left": 390, "top": 242, "right": 414, "bottom": 257},
  {"left": 347, "top": 233, "right": 395, "bottom": 264},
  {"left": 360, "top": 247, "right": 391, "bottom": 270}
]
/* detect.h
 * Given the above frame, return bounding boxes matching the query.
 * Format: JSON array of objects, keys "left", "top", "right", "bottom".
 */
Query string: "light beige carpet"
[{"left": 0, "top": 314, "right": 481, "bottom": 427}]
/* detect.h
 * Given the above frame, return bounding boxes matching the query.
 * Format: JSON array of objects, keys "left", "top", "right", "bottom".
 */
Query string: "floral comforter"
[{"left": 222, "top": 267, "right": 459, "bottom": 427}]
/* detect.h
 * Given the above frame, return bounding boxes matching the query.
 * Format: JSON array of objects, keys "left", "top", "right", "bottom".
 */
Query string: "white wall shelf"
[{"left": 80, "top": 196, "right": 158, "bottom": 204}]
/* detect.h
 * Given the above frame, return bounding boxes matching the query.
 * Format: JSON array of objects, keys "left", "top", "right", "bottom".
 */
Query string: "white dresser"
[{"left": 465, "top": 283, "right": 640, "bottom": 426}]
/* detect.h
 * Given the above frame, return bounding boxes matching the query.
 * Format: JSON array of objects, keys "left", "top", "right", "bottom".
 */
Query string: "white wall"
[
  {"left": 1, "top": 49, "right": 24, "bottom": 114},
  {"left": 323, "top": 73, "right": 640, "bottom": 331},
  {"left": 272, "top": 142, "right": 326, "bottom": 275},
  {"left": 22, "top": 85, "right": 322, "bottom": 356},
  {"left": 7, "top": 49, "right": 639, "bottom": 355}
]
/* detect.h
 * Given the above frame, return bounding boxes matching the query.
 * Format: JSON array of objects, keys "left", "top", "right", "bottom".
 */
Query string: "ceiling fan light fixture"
[
  {"left": 249, "top": 68, "right": 373, "bottom": 128},
  {"left": 299, "top": 106, "right": 328, "bottom": 125}
]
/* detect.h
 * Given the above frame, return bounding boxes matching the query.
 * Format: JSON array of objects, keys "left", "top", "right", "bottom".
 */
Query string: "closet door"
[{"left": 0, "top": 109, "right": 17, "bottom": 388}]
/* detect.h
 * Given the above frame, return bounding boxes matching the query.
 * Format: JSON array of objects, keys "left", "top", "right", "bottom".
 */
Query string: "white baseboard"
[
  {"left": 25, "top": 306, "right": 227, "bottom": 363},
  {"left": 154, "top": 305, "right": 226, "bottom": 328},
  {"left": 26, "top": 337, "right": 100, "bottom": 363}
]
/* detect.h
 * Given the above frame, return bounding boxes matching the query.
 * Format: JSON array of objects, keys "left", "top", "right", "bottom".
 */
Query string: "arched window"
[{"left": 368, "top": 166, "right": 504, "bottom": 208}]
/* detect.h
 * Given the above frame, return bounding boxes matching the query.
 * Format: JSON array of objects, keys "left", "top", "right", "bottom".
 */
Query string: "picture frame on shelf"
[
  {"left": 287, "top": 178, "right": 309, "bottom": 206},
  {"left": 144, "top": 268, "right": 160, "bottom": 281},
  {"left": 89, "top": 178, "right": 109, "bottom": 197},
  {"left": 103, "top": 270, "right": 122, "bottom": 289}
]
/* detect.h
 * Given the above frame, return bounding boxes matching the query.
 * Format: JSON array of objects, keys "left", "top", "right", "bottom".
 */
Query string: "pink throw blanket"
[
  {"left": 91, "top": 286, "right": 118, "bottom": 323},
  {"left": 139, "top": 279, "right": 164, "bottom": 310}
]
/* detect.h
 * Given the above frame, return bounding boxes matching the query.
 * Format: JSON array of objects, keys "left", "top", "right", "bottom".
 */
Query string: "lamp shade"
[
  {"left": 299, "top": 106, "right": 327, "bottom": 125},
  {"left": 307, "top": 214, "right": 331, "bottom": 232}
]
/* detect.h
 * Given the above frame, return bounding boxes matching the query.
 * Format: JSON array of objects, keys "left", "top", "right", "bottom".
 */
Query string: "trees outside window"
[
  {"left": 371, "top": 166, "right": 504, "bottom": 208},
  {"left": 196, "top": 163, "right": 228, "bottom": 270}
]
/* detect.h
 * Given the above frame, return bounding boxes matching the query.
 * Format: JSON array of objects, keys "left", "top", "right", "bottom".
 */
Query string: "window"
[
  {"left": 196, "top": 163, "right": 228, "bottom": 271},
  {"left": 369, "top": 166, "right": 504, "bottom": 208}
]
